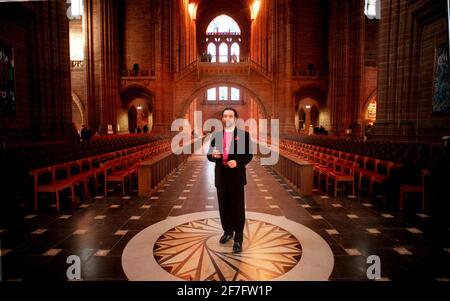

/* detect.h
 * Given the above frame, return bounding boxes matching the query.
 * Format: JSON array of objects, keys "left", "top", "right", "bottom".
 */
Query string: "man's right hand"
[{"left": 212, "top": 149, "right": 221, "bottom": 159}]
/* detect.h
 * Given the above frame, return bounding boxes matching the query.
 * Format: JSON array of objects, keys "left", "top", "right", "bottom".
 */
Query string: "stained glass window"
[{"left": 206, "top": 15, "right": 241, "bottom": 34}]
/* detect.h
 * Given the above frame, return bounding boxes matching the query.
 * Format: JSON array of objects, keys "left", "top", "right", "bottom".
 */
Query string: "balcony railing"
[
  {"left": 199, "top": 54, "right": 247, "bottom": 63},
  {"left": 71, "top": 60, "right": 84, "bottom": 69},
  {"left": 206, "top": 31, "right": 241, "bottom": 36},
  {"left": 119, "top": 69, "right": 156, "bottom": 86},
  {"left": 174, "top": 56, "right": 272, "bottom": 81},
  {"left": 201, "top": 99, "right": 245, "bottom": 105},
  {"left": 292, "top": 69, "right": 329, "bottom": 78},
  {"left": 120, "top": 69, "right": 155, "bottom": 78}
]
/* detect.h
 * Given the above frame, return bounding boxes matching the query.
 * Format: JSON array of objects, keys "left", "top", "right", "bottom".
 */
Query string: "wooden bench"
[
  {"left": 30, "top": 138, "right": 171, "bottom": 210},
  {"left": 30, "top": 163, "right": 86, "bottom": 211}
]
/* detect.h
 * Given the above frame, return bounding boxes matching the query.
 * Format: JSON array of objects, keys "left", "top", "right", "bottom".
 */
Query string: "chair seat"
[
  {"left": 38, "top": 179, "right": 72, "bottom": 192},
  {"left": 85, "top": 167, "right": 105, "bottom": 177},
  {"left": 107, "top": 170, "right": 131, "bottom": 181},
  {"left": 359, "top": 170, "right": 376, "bottom": 178},
  {"left": 400, "top": 185, "right": 423, "bottom": 193},
  {"left": 317, "top": 167, "right": 335, "bottom": 176},
  {"left": 371, "top": 174, "right": 388, "bottom": 183},
  {"left": 329, "top": 172, "right": 353, "bottom": 181},
  {"left": 71, "top": 174, "right": 88, "bottom": 183}
]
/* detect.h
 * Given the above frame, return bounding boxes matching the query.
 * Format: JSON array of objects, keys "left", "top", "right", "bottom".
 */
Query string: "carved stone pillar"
[{"left": 83, "top": 0, "right": 120, "bottom": 134}]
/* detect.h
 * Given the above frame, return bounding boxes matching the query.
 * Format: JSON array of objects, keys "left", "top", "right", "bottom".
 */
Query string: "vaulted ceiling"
[{"left": 195, "top": 0, "right": 252, "bottom": 34}]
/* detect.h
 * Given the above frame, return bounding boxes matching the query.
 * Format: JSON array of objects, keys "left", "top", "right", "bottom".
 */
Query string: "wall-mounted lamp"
[
  {"left": 137, "top": 104, "right": 143, "bottom": 110},
  {"left": 188, "top": 2, "right": 197, "bottom": 20},
  {"left": 305, "top": 105, "right": 311, "bottom": 109},
  {"left": 364, "top": 0, "right": 380, "bottom": 20},
  {"left": 251, "top": 0, "right": 261, "bottom": 20}
]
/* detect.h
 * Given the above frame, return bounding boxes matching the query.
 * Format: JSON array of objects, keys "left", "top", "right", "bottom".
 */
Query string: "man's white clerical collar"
[{"left": 224, "top": 126, "right": 236, "bottom": 132}]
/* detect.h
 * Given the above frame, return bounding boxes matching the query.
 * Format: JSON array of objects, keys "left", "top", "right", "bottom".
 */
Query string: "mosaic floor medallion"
[{"left": 122, "top": 211, "right": 334, "bottom": 281}]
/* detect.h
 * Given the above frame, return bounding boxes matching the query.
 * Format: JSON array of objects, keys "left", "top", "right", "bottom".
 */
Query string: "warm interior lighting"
[
  {"left": 364, "top": 0, "right": 380, "bottom": 19},
  {"left": 137, "top": 104, "right": 143, "bottom": 110},
  {"left": 188, "top": 3, "right": 197, "bottom": 20},
  {"left": 69, "top": 33, "right": 84, "bottom": 60},
  {"left": 71, "top": 0, "right": 83, "bottom": 18},
  {"left": 305, "top": 105, "right": 311, "bottom": 109},
  {"left": 251, "top": 0, "right": 261, "bottom": 20}
]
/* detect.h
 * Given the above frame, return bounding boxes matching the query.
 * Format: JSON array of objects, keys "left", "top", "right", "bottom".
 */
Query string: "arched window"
[
  {"left": 219, "top": 86, "right": 228, "bottom": 100},
  {"left": 207, "top": 88, "right": 216, "bottom": 101},
  {"left": 203, "top": 15, "right": 242, "bottom": 63},
  {"left": 205, "top": 86, "right": 241, "bottom": 102},
  {"left": 206, "top": 15, "right": 241, "bottom": 34},
  {"left": 207, "top": 43, "right": 216, "bottom": 62},
  {"left": 219, "top": 43, "right": 228, "bottom": 63},
  {"left": 230, "top": 43, "right": 240, "bottom": 62},
  {"left": 231, "top": 88, "right": 240, "bottom": 101}
]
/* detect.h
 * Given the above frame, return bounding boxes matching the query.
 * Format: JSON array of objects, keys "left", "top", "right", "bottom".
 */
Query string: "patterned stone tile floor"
[{"left": 1, "top": 155, "right": 450, "bottom": 281}]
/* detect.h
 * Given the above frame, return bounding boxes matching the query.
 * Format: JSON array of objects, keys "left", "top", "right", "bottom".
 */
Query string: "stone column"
[
  {"left": 83, "top": 0, "right": 120, "bottom": 134},
  {"left": 272, "top": 0, "right": 295, "bottom": 136},
  {"left": 327, "top": 0, "right": 365, "bottom": 136}
]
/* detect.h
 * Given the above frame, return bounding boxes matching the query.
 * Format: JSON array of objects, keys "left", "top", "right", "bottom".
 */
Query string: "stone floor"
[{"left": 1, "top": 155, "right": 450, "bottom": 281}]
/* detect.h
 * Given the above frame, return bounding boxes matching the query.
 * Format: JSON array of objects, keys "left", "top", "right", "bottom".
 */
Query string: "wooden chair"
[
  {"left": 399, "top": 169, "right": 430, "bottom": 212},
  {"left": 358, "top": 156, "right": 377, "bottom": 192},
  {"left": 327, "top": 159, "right": 357, "bottom": 197},
  {"left": 31, "top": 164, "right": 74, "bottom": 211}
]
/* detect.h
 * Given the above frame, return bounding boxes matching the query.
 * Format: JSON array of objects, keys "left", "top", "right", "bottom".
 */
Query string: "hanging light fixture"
[
  {"left": 251, "top": 0, "right": 261, "bottom": 20},
  {"left": 188, "top": 2, "right": 197, "bottom": 20}
]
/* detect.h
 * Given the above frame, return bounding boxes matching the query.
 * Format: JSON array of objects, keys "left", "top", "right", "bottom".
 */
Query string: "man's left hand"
[{"left": 227, "top": 160, "right": 237, "bottom": 168}]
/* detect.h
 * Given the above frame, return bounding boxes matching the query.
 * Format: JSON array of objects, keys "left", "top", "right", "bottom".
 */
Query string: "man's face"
[{"left": 222, "top": 110, "right": 236, "bottom": 128}]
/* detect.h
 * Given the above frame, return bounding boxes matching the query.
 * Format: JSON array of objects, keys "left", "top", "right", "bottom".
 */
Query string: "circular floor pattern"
[
  {"left": 122, "top": 211, "right": 334, "bottom": 281},
  {"left": 153, "top": 217, "right": 302, "bottom": 281}
]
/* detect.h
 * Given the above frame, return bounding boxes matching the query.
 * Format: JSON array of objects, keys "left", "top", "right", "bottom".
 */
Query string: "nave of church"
[
  {"left": 1, "top": 151, "right": 449, "bottom": 281},
  {"left": 1, "top": 0, "right": 450, "bottom": 285}
]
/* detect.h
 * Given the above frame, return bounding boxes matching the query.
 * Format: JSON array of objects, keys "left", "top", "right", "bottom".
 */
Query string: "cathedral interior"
[{"left": 0, "top": 0, "right": 450, "bottom": 286}]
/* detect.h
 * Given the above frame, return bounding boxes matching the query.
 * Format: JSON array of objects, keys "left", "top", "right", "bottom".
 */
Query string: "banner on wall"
[
  {"left": 107, "top": 124, "right": 114, "bottom": 134},
  {"left": 432, "top": 45, "right": 450, "bottom": 114},
  {"left": 0, "top": 44, "right": 15, "bottom": 115}
]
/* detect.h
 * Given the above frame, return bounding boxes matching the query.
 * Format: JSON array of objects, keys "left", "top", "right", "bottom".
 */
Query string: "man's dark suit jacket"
[{"left": 206, "top": 127, "right": 253, "bottom": 188}]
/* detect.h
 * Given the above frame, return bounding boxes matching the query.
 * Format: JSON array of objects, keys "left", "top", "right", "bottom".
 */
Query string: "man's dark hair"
[{"left": 222, "top": 107, "right": 238, "bottom": 118}]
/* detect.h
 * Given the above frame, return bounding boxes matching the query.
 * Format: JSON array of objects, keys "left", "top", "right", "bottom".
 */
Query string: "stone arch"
[
  {"left": 362, "top": 88, "right": 377, "bottom": 114},
  {"left": 120, "top": 84, "right": 154, "bottom": 108},
  {"left": 177, "top": 80, "right": 270, "bottom": 120},
  {"left": 293, "top": 86, "right": 327, "bottom": 110},
  {"left": 71, "top": 92, "right": 85, "bottom": 132},
  {"left": 293, "top": 87, "right": 327, "bottom": 132},
  {"left": 362, "top": 88, "right": 377, "bottom": 126},
  {"left": 119, "top": 84, "right": 154, "bottom": 133}
]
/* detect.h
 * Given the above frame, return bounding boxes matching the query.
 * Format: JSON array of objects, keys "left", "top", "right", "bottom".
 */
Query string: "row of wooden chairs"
[
  {"left": 279, "top": 140, "right": 430, "bottom": 210},
  {"left": 8, "top": 134, "right": 169, "bottom": 174},
  {"left": 102, "top": 142, "right": 169, "bottom": 197},
  {"left": 283, "top": 134, "right": 431, "bottom": 164},
  {"left": 30, "top": 139, "right": 171, "bottom": 211}
]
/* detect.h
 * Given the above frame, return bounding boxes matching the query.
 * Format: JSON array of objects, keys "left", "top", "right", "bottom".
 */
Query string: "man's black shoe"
[
  {"left": 219, "top": 232, "right": 233, "bottom": 244},
  {"left": 232, "top": 241, "right": 242, "bottom": 253}
]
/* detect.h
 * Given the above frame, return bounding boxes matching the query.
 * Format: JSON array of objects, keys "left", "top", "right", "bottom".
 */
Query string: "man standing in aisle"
[{"left": 207, "top": 108, "right": 253, "bottom": 253}]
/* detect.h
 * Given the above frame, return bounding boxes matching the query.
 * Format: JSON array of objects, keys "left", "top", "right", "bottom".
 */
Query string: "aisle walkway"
[{"left": 1, "top": 153, "right": 450, "bottom": 281}]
